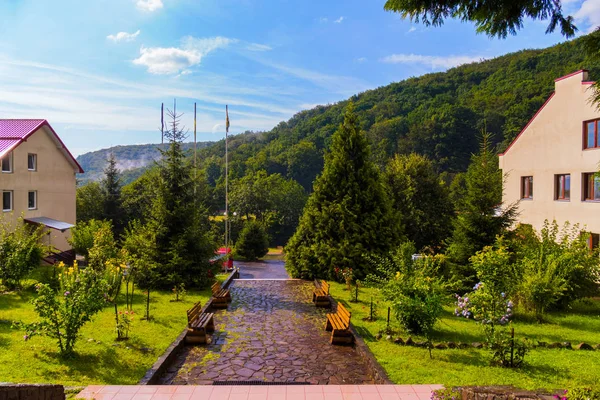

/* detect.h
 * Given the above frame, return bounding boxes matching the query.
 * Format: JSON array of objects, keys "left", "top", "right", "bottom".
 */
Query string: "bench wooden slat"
[
  {"left": 312, "top": 279, "right": 331, "bottom": 307},
  {"left": 324, "top": 302, "right": 353, "bottom": 345}
]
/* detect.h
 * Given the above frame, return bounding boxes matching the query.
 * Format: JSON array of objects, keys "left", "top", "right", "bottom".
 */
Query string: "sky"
[{"left": 0, "top": 0, "right": 599, "bottom": 156}]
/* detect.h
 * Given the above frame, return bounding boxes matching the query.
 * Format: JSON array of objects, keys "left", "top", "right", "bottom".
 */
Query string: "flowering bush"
[
  {"left": 454, "top": 282, "right": 513, "bottom": 327},
  {"left": 334, "top": 267, "right": 354, "bottom": 289},
  {"left": 21, "top": 261, "right": 109, "bottom": 357}
]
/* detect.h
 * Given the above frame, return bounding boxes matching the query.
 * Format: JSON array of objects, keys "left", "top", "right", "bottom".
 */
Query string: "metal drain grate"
[{"left": 212, "top": 381, "right": 309, "bottom": 386}]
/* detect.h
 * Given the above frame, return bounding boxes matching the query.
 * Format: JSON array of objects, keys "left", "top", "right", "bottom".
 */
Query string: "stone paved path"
[{"left": 159, "top": 280, "right": 375, "bottom": 385}]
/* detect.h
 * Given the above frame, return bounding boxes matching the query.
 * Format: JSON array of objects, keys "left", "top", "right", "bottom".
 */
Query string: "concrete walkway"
[
  {"left": 159, "top": 280, "right": 373, "bottom": 385},
  {"left": 236, "top": 260, "right": 289, "bottom": 279},
  {"left": 76, "top": 384, "right": 443, "bottom": 400}
]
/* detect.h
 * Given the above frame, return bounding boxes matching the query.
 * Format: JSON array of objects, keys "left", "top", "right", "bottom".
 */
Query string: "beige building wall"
[
  {"left": 0, "top": 125, "right": 78, "bottom": 251},
  {"left": 499, "top": 70, "right": 600, "bottom": 236}
]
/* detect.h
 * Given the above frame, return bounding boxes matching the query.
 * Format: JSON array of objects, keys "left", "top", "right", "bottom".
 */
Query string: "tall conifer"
[{"left": 286, "top": 103, "right": 401, "bottom": 280}]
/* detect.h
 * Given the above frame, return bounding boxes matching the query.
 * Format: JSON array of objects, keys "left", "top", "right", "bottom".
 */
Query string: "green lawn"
[
  {"left": 0, "top": 270, "right": 215, "bottom": 386},
  {"left": 329, "top": 282, "right": 600, "bottom": 390}
]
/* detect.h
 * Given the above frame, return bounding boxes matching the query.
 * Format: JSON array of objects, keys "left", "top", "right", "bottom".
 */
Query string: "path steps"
[{"left": 76, "top": 384, "right": 443, "bottom": 400}]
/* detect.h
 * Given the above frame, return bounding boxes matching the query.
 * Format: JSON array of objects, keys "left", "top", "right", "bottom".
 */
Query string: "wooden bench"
[
  {"left": 211, "top": 281, "right": 231, "bottom": 309},
  {"left": 312, "top": 279, "right": 331, "bottom": 307},
  {"left": 185, "top": 302, "right": 214, "bottom": 344},
  {"left": 325, "top": 303, "right": 353, "bottom": 344}
]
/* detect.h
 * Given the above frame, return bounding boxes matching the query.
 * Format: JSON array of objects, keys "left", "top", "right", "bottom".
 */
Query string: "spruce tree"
[
  {"left": 286, "top": 103, "right": 401, "bottom": 280},
  {"left": 446, "top": 132, "right": 517, "bottom": 266},
  {"left": 101, "top": 153, "right": 124, "bottom": 236},
  {"left": 151, "top": 108, "right": 215, "bottom": 288}
]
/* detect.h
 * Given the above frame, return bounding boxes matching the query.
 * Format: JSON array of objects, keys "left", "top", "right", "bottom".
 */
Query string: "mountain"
[
  {"left": 76, "top": 142, "right": 212, "bottom": 184},
  {"left": 77, "top": 36, "right": 600, "bottom": 190}
]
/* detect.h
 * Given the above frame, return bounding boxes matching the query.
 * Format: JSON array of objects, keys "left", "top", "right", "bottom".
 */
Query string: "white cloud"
[
  {"left": 136, "top": 0, "right": 163, "bottom": 12},
  {"left": 334, "top": 16, "right": 344, "bottom": 23},
  {"left": 133, "top": 36, "right": 236, "bottom": 74},
  {"left": 212, "top": 123, "right": 223, "bottom": 134},
  {"left": 380, "top": 53, "right": 482, "bottom": 69},
  {"left": 573, "top": 0, "right": 600, "bottom": 32},
  {"left": 107, "top": 30, "right": 141, "bottom": 43},
  {"left": 318, "top": 17, "right": 328, "bottom": 23},
  {"left": 247, "top": 43, "right": 272, "bottom": 52},
  {"left": 356, "top": 57, "right": 367, "bottom": 63},
  {"left": 407, "top": 26, "right": 417, "bottom": 33}
]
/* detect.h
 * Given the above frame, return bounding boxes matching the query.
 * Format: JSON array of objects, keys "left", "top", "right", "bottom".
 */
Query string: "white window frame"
[
  {"left": 28, "top": 153, "right": 37, "bottom": 171},
  {"left": 1, "top": 152, "right": 13, "bottom": 173},
  {"left": 3, "top": 190, "right": 13, "bottom": 212},
  {"left": 28, "top": 190, "right": 37, "bottom": 210}
]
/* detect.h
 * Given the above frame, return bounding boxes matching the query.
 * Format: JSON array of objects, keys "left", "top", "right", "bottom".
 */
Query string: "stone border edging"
[
  {"left": 138, "top": 269, "right": 239, "bottom": 385},
  {"left": 380, "top": 336, "right": 600, "bottom": 351},
  {"left": 0, "top": 384, "right": 65, "bottom": 400},
  {"left": 329, "top": 298, "right": 392, "bottom": 385}
]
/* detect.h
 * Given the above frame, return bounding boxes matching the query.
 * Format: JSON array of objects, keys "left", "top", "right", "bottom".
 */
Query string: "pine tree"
[
  {"left": 446, "top": 132, "right": 518, "bottom": 266},
  {"left": 285, "top": 103, "right": 401, "bottom": 280},
  {"left": 101, "top": 153, "right": 124, "bottom": 235}
]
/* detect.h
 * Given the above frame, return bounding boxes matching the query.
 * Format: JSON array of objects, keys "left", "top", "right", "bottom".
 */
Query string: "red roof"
[{"left": 0, "top": 119, "right": 83, "bottom": 173}]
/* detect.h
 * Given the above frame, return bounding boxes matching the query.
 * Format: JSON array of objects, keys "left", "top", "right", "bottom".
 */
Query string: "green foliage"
[
  {"left": 384, "top": 153, "right": 453, "bottom": 250},
  {"left": 235, "top": 220, "right": 269, "bottom": 261},
  {"left": 383, "top": 0, "right": 577, "bottom": 39},
  {"left": 470, "top": 241, "right": 518, "bottom": 296},
  {"left": 101, "top": 153, "right": 125, "bottom": 236},
  {"left": 0, "top": 217, "right": 46, "bottom": 290},
  {"left": 367, "top": 243, "right": 447, "bottom": 337},
  {"left": 447, "top": 132, "right": 517, "bottom": 266},
  {"left": 285, "top": 103, "right": 401, "bottom": 280},
  {"left": 22, "top": 262, "right": 109, "bottom": 357},
  {"left": 69, "top": 219, "right": 112, "bottom": 261},
  {"left": 147, "top": 109, "right": 215, "bottom": 288},
  {"left": 76, "top": 182, "right": 105, "bottom": 223},
  {"left": 516, "top": 220, "right": 600, "bottom": 319},
  {"left": 87, "top": 221, "right": 120, "bottom": 271},
  {"left": 566, "top": 388, "right": 600, "bottom": 400}
]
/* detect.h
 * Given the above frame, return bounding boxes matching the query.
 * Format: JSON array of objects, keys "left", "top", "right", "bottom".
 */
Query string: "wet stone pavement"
[{"left": 160, "top": 280, "right": 375, "bottom": 385}]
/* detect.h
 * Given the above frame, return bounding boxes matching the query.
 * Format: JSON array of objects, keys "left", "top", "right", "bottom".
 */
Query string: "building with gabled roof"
[
  {"left": 499, "top": 70, "right": 600, "bottom": 249},
  {"left": 0, "top": 119, "right": 83, "bottom": 253}
]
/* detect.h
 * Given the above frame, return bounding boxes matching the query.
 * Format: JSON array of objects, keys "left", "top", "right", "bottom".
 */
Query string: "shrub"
[
  {"left": 369, "top": 244, "right": 447, "bottom": 337},
  {"left": 0, "top": 217, "right": 46, "bottom": 290},
  {"left": 69, "top": 219, "right": 113, "bottom": 262},
  {"left": 470, "top": 240, "right": 518, "bottom": 296},
  {"left": 21, "top": 261, "right": 109, "bottom": 357},
  {"left": 516, "top": 220, "right": 599, "bottom": 318},
  {"left": 235, "top": 220, "right": 269, "bottom": 261}
]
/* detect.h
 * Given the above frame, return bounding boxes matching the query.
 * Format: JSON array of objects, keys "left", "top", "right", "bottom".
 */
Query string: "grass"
[
  {"left": 329, "top": 281, "right": 600, "bottom": 390},
  {"left": 0, "top": 268, "right": 214, "bottom": 386},
  {"left": 262, "top": 247, "right": 285, "bottom": 261}
]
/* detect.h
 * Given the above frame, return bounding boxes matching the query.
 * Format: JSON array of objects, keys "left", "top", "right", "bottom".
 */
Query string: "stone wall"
[{"left": 0, "top": 384, "right": 64, "bottom": 400}]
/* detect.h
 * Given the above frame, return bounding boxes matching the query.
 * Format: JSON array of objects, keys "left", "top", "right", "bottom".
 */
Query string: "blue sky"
[{"left": 0, "top": 0, "right": 598, "bottom": 156}]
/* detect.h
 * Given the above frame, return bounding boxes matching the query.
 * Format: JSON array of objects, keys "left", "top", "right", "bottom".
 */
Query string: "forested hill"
[
  {"left": 77, "top": 142, "right": 212, "bottom": 184},
  {"left": 79, "top": 36, "right": 600, "bottom": 190}
]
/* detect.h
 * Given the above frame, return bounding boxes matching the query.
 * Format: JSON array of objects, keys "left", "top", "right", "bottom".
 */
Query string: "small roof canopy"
[{"left": 25, "top": 217, "right": 75, "bottom": 232}]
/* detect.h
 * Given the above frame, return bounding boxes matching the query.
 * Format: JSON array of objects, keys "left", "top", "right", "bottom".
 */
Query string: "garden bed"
[{"left": 328, "top": 282, "right": 600, "bottom": 390}]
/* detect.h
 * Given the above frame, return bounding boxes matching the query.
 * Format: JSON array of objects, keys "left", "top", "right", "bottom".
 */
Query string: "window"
[
  {"left": 28, "top": 154, "right": 37, "bottom": 171},
  {"left": 521, "top": 176, "right": 533, "bottom": 199},
  {"left": 583, "top": 173, "right": 600, "bottom": 201},
  {"left": 584, "top": 119, "right": 600, "bottom": 149},
  {"left": 2, "top": 191, "right": 12, "bottom": 212},
  {"left": 28, "top": 191, "right": 37, "bottom": 210},
  {"left": 555, "top": 174, "right": 571, "bottom": 200},
  {"left": 1, "top": 152, "right": 12, "bottom": 173}
]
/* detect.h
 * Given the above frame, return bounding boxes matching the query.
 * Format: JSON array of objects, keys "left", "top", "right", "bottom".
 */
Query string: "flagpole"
[
  {"left": 225, "top": 105, "right": 229, "bottom": 253},
  {"left": 161, "top": 103, "right": 164, "bottom": 144},
  {"left": 194, "top": 102, "right": 197, "bottom": 195}
]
